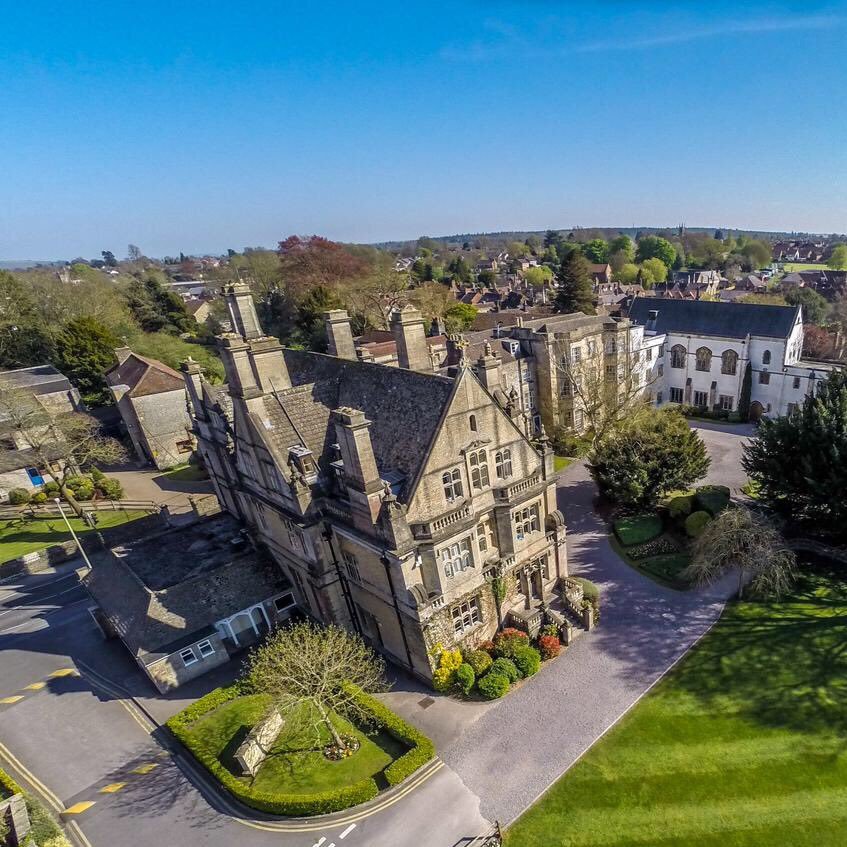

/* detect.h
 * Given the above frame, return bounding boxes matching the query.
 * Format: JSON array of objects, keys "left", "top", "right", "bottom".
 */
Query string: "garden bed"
[{"left": 166, "top": 683, "right": 434, "bottom": 816}]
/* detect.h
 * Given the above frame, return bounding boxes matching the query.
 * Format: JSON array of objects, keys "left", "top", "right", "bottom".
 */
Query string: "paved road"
[{"left": 0, "top": 421, "right": 751, "bottom": 846}]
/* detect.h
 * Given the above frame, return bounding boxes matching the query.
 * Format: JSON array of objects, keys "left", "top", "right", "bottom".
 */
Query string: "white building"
[{"left": 628, "top": 298, "right": 837, "bottom": 419}]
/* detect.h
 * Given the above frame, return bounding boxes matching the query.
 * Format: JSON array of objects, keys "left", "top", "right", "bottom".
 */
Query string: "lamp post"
[{"left": 53, "top": 498, "right": 93, "bottom": 572}]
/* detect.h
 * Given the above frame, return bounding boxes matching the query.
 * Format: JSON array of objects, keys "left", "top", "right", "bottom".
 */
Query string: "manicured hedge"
[
  {"left": 667, "top": 495, "right": 694, "bottom": 520},
  {"left": 685, "top": 510, "right": 712, "bottom": 538},
  {"left": 477, "top": 672, "right": 510, "bottom": 700},
  {"left": 0, "top": 766, "right": 23, "bottom": 799},
  {"left": 167, "top": 681, "right": 434, "bottom": 815},
  {"left": 694, "top": 485, "right": 731, "bottom": 516},
  {"left": 490, "top": 657, "right": 519, "bottom": 683},
  {"left": 512, "top": 646, "right": 541, "bottom": 678},
  {"left": 613, "top": 514, "right": 663, "bottom": 547}
]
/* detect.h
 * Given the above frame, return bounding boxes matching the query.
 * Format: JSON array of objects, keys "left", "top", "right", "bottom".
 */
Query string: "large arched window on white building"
[
  {"left": 721, "top": 349, "right": 738, "bottom": 375},
  {"left": 695, "top": 347, "right": 712, "bottom": 372},
  {"left": 670, "top": 345, "right": 686, "bottom": 369}
]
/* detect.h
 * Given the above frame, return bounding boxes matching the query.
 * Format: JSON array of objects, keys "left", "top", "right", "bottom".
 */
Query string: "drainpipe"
[
  {"left": 380, "top": 550, "right": 414, "bottom": 671},
  {"left": 322, "top": 523, "right": 361, "bottom": 634}
]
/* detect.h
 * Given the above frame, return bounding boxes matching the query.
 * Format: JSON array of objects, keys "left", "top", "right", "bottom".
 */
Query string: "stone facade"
[{"left": 184, "top": 285, "right": 569, "bottom": 685}]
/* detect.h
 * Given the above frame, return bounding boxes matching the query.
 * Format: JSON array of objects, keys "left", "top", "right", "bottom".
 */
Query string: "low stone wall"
[
  {"left": 235, "top": 710, "right": 285, "bottom": 776},
  {"left": 0, "top": 793, "right": 31, "bottom": 846},
  {"left": 1, "top": 540, "right": 78, "bottom": 577}
]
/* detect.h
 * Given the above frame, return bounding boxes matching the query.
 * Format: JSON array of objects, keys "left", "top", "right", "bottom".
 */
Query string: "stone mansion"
[{"left": 183, "top": 284, "right": 571, "bottom": 684}]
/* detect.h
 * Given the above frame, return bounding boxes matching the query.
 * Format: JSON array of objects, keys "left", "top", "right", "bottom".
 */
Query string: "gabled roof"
[
  {"left": 258, "top": 349, "right": 455, "bottom": 502},
  {"left": 106, "top": 353, "right": 185, "bottom": 397},
  {"left": 628, "top": 297, "right": 800, "bottom": 340},
  {"left": 0, "top": 365, "right": 73, "bottom": 396}
]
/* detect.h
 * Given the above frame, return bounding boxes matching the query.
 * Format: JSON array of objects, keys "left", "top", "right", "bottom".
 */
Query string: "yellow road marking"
[
  {"left": 63, "top": 801, "right": 95, "bottom": 815},
  {"left": 131, "top": 763, "right": 157, "bottom": 774},
  {"left": 100, "top": 782, "right": 126, "bottom": 793},
  {"left": 0, "top": 740, "right": 63, "bottom": 810},
  {"left": 49, "top": 668, "right": 78, "bottom": 678},
  {"left": 0, "top": 696, "right": 23, "bottom": 704},
  {"left": 24, "top": 682, "right": 46, "bottom": 690}
]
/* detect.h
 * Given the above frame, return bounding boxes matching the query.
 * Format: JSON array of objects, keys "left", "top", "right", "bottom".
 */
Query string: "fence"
[{"left": 0, "top": 499, "right": 160, "bottom": 520}]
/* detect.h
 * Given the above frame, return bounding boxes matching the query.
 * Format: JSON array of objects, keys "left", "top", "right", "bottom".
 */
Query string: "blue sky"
[{"left": 2, "top": 1, "right": 846, "bottom": 259}]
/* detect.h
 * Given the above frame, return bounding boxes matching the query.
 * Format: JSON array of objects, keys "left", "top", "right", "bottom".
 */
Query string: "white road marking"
[
  {"left": 339, "top": 823, "right": 356, "bottom": 839},
  {"left": 310, "top": 838, "right": 326, "bottom": 847},
  {"left": 0, "top": 584, "right": 83, "bottom": 617}
]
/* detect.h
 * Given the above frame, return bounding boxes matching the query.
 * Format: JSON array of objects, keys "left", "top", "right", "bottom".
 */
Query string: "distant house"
[
  {"left": 741, "top": 273, "right": 768, "bottom": 292},
  {"left": 0, "top": 365, "right": 82, "bottom": 501},
  {"left": 185, "top": 298, "right": 212, "bottom": 325},
  {"left": 105, "top": 349, "right": 194, "bottom": 470},
  {"left": 589, "top": 263, "right": 612, "bottom": 284},
  {"left": 780, "top": 270, "right": 847, "bottom": 300},
  {"left": 84, "top": 514, "right": 297, "bottom": 692}
]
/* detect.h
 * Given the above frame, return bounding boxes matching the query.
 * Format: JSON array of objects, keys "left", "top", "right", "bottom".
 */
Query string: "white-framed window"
[
  {"left": 180, "top": 647, "right": 198, "bottom": 667},
  {"left": 670, "top": 387, "right": 684, "bottom": 403},
  {"left": 442, "top": 467, "right": 463, "bottom": 502},
  {"left": 570, "top": 345, "right": 582, "bottom": 363},
  {"left": 440, "top": 538, "right": 473, "bottom": 578},
  {"left": 514, "top": 504, "right": 541, "bottom": 540},
  {"left": 719, "top": 395, "right": 734, "bottom": 411},
  {"left": 469, "top": 449, "right": 490, "bottom": 490},
  {"left": 452, "top": 598, "right": 481, "bottom": 635},
  {"left": 495, "top": 449, "right": 513, "bottom": 479},
  {"left": 693, "top": 390, "right": 708, "bottom": 407},
  {"left": 573, "top": 408, "right": 584, "bottom": 430},
  {"left": 342, "top": 551, "right": 361, "bottom": 583},
  {"left": 197, "top": 640, "right": 215, "bottom": 659},
  {"left": 274, "top": 592, "right": 295, "bottom": 612}
]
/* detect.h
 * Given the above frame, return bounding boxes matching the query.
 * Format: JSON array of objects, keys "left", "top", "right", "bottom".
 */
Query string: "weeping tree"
[
  {"left": 682, "top": 507, "right": 796, "bottom": 600},
  {"left": 246, "top": 622, "right": 386, "bottom": 751}
]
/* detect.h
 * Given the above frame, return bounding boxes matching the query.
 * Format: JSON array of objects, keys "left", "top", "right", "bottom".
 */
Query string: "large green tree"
[
  {"left": 784, "top": 287, "right": 830, "bottom": 325},
  {"left": 827, "top": 244, "right": 847, "bottom": 270},
  {"left": 635, "top": 236, "right": 676, "bottom": 269},
  {"left": 742, "top": 369, "right": 847, "bottom": 538},
  {"left": 588, "top": 407, "right": 710, "bottom": 509},
  {"left": 554, "top": 250, "right": 595, "bottom": 315},
  {"left": 54, "top": 317, "right": 121, "bottom": 405},
  {"left": 581, "top": 239, "right": 609, "bottom": 264}
]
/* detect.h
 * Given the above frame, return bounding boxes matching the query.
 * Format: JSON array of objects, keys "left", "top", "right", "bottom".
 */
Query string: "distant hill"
[{"left": 0, "top": 259, "right": 60, "bottom": 270}]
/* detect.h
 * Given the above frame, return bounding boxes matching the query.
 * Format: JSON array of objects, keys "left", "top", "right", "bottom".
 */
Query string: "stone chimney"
[
  {"left": 249, "top": 337, "right": 291, "bottom": 394},
  {"left": 219, "top": 335, "right": 259, "bottom": 398},
  {"left": 181, "top": 357, "right": 207, "bottom": 421},
  {"left": 223, "top": 282, "right": 263, "bottom": 341},
  {"left": 114, "top": 346, "right": 132, "bottom": 365},
  {"left": 446, "top": 333, "right": 467, "bottom": 368},
  {"left": 324, "top": 310, "right": 357, "bottom": 360},
  {"left": 333, "top": 407, "right": 384, "bottom": 532},
  {"left": 389, "top": 304, "right": 430, "bottom": 372},
  {"left": 476, "top": 340, "right": 502, "bottom": 392}
]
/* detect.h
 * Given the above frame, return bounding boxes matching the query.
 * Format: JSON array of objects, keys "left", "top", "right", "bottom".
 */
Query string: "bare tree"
[
  {"left": 344, "top": 265, "right": 412, "bottom": 331},
  {"left": 0, "top": 384, "right": 127, "bottom": 515},
  {"left": 246, "top": 622, "right": 386, "bottom": 751},
  {"left": 682, "top": 507, "right": 796, "bottom": 600},
  {"left": 127, "top": 244, "right": 142, "bottom": 262},
  {"left": 553, "top": 329, "right": 657, "bottom": 448}
]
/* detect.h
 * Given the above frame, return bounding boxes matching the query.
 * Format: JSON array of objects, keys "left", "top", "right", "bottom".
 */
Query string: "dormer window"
[{"left": 288, "top": 445, "right": 316, "bottom": 476}]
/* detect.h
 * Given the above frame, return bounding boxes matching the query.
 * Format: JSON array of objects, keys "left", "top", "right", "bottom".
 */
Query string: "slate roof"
[
  {"left": 628, "top": 297, "right": 800, "bottom": 340},
  {"left": 105, "top": 353, "right": 185, "bottom": 398},
  {"left": 84, "top": 514, "right": 289, "bottom": 659},
  {"left": 258, "top": 349, "right": 456, "bottom": 502},
  {"left": 0, "top": 365, "right": 73, "bottom": 397}
]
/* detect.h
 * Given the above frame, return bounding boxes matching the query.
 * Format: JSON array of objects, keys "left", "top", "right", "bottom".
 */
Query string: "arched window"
[
  {"left": 495, "top": 448, "right": 513, "bottom": 479},
  {"left": 721, "top": 349, "right": 738, "bottom": 375},
  {"left": 762, "top": 349, "right": 772, "bottom": 365},
  {"left": 695, "top": 347, "right": 712, "bottom": 372},
  {"left": 469, "top": 414, "right": 477, "bottom": 432},
  {"left": 670, "top": 345, "right": 686, "bottom": 369},
  {"left": 469, "top": 449, "right": 489, "bottom": 490},
  {"left": 442, "top": 468, "right": 463, "bottom": 502}
]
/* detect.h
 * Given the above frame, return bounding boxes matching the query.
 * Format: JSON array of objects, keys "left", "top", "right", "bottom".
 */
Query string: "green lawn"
[
  {"left": 157, "top": 463, "right": 209, "bottom": 483},
  {"left": 506, "top": 563, "right": 847, "bottom": 847},
  {"left": 554, "top": 456, "right": 574, "bottom": 473},
  {"left": 612, "top": 514, "right": 663, "bottom": 547},
  {"left": 185, "top": 694, "right": 407, "bottom": 794},
  {"left": 781, "top": 262, "right": 829, "bottom": 272},
  {"left": 609, "top": 532, "right": 691, "bottom": 589},
  {"left": 0, "top": 511, "right": 147, "bottom": 564}
]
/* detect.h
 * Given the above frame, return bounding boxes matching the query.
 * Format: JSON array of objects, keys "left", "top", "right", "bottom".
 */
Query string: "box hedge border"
[{"left": 166, "top": 681, "right": 434, "bottom": 816}]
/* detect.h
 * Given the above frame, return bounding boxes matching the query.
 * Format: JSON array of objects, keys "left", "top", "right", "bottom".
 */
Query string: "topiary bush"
[
  {"left": 493, "top": 627, "right": 529, "bottom": 659},
  {"left": 685, "top": 510, "right": 712, "bottom": 538},
  {"left": 613, "top": 514, "right": 663, "bottom": 547},
  {"left": 538, "top": 635, "right": 561, "bottom": 660},
  {"left": 512, "top": 645, "right": 541, "bottom": 678},
  {"left": 43, "top": 481, "right": 60, "bottom": 495},
  {"left": 30, "top": 492, "right": 48, "bottom": 504},
  {"left": 8, "top": 488, "right": 31, "bottom": 505},
  {"left": 668, "top": 494, "right": 694, "bottom": 520},
  {"left": 455, "top": 663, "right": 476, "bottom": 696},
  {"left": 464, "top": 650, "right": 492, "bottom": 677},
  {"left": 694, "top": 485, "right": 731, "bottom": 516},
  {"left": 97, "top": 478, "right": 124, "bottom": 500},
  {"left": 477, "top": 672, "right": 510, "bottom": 700},
  {"left": 489, "top": 657, "right": 520, "bottom": 683}
]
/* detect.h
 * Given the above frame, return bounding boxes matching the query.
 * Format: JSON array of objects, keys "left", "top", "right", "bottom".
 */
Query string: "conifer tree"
[{"left": 554, "top": 250, "right": 595, "bottom": 315}]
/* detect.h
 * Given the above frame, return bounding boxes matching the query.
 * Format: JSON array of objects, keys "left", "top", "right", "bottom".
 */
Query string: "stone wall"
[
  {"left": 235, "top": 710, "right": 285, "bottom": 776},
  {"left": 143, "top": 632, "right": 229, "bottom": 693}
]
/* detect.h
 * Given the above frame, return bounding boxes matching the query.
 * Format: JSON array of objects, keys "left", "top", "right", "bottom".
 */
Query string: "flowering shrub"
[
  {"left": 493, "top": 628, "right": 529, "bottom": 659},
  {"left": 478, "top": 640, "right": 496, "bottom": 655},
  {"left": 477, "top": 672, "right": 510, "bottom": 700},
  {"left": 455, "top": 663, "right": 476, "bottom": 696},
  {"left": 512, "top": 645, "right": 541, "bottom": 678},
  {"left": 490, "top": 657, "right": 519, "bottom": 683},
  {"left": 538, "top": 635, "right": 561, "bottom": 660},
  {"left": 431, "top": 645, "right": 463, "bottom": 692},
  {"left": 464, "top": 650, "right": 493, "bottom": 677},
  {"left": 627, "top": 536, "right": 680, "bottom": 561}
]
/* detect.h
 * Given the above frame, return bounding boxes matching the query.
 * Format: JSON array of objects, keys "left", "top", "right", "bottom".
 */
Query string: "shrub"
[
  {"left": 478, "top": 640, "right": 496, "bottom": 655},
  {"left": 63, "top": 475, "right": 90, "bottom": 492},
  {"left": 549, "top": 428, "right": 593, "bottom": 458},
  {"left": 90, "top": 467, "right": 106, "bottom": 482},
  {"left": 455, "top": 663, "right": 476, "bottom": 696},
  {"left": 431, "top": 646, "right": 462, "bottom": 692},
  {"left": 512, "top": 645, "right": 541, "bottom": 678},
  {"left": 8, "top": 488, "right": 31, "bottom": 505},
  {"left": 464, "top": 650, "right": 492, "bottom": 677},
  {"left": 627, "top": 536, "right": 680, "bottom": 561},
  {"left": 668, "top": 495, "right": 694, "bottom": 520},
  {"left": 541, "top": 623, "right": 559, "bottom": 639},
  {"left": 613, "top": 514, "right": 663, "bottom": 547},
  {"left": 538, "top": 635, "right": 561, "bottom": 660},
  {"left": 493, "top": 627, "right": 529, "bottom": 659},
  {"left": 685, "top": 510, "right": 712, "bottom": 538},
  {"left": 74, "top": 482, "right": 95, "bottom": 501},
  {"left": 695, "top": 485, "right": 731, "bottom": 516},
  {"left": 97, "top": 478, "right": 124, "bottom": 500},
  {"left": 477, "top": 672, "right": 510, "bottom": 700},
  {"left": 490, "top": 657, "right": 520, "bottom": 683},
  {"left": 42, "top": 481, "right": 60, "bottom": 495},
  {"left": 30, "top": 492, "right": 48, "bottom": 504}
]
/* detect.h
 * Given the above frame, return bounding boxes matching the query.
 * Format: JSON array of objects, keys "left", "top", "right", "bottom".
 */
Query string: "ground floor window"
[
  {"left": 719, "top": 395, "right": 734, "bottom": 410},
  {"left": 179, "top": 647, "right": 198, "bottom": 666},
  {"left": 693, "top": 390, "right": 708, "bottom": 407},
  {"left": 274, "top": 591, "right": 295, "bottom": 612},
  {"left": 670, "top": 387, "right": 684, "bottom": 404},
  {"left": 452, "top": 598, "right": 481, "bottom": 635},
  {"left": 656, "top": 391, "right": 663, "bottom": 405},
  {"left": 197, "top": 640, "right": 215, "bottom": 659}
]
